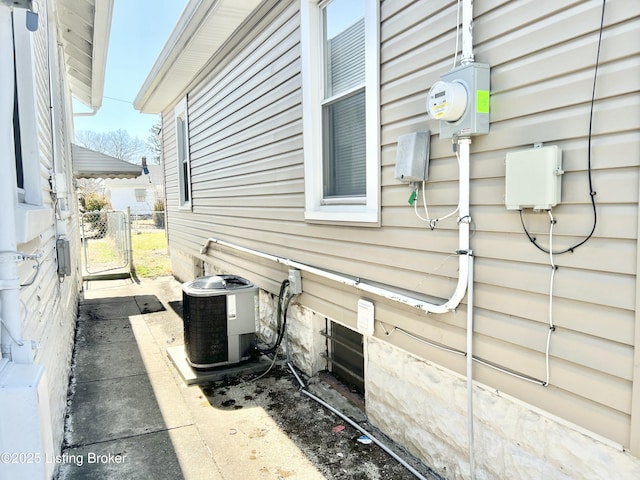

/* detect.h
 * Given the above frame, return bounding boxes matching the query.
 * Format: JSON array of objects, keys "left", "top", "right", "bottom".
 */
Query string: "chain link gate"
[{"left": 81, "top": 211, "right": 131, "bottom": 276}]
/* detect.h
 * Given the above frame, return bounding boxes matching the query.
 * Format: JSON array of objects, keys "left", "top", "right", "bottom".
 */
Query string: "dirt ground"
[{"left": 200, "top": 363, "right": 442, "bottom": 480}]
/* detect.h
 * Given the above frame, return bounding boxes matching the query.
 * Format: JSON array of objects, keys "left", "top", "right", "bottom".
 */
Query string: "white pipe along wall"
[
  {"left": 460, "top": 0, "right": 478, "bottom": 476},
  {"left": 200, "top": 157, "right": 471, "bottom": 315},
  {"left": 461, "top": 0, "right": 475, "bottom": 64},
  {"left": 0, "top": 6, "right": 31, "bottom": 365},
  {"left": 200, "top": 1, "right": 481, "bottom": 477},
  {"left": 200, "top": 81, "right": 478, "bottom": 480}
]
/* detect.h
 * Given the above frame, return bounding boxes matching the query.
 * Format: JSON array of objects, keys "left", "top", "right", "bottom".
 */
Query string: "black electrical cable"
[
  {"left": 519, "top": 0, "right": 604, "bottom": 255},
  {"left": 272, "top": 290, "right": 295, "bottom": 355},
  {"left": 255, "top": 279, "right": 290, "bottom": 355}
]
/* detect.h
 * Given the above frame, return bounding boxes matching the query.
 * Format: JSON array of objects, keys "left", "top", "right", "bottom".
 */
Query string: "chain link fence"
[
  {"left": 129, "top": 211, "right": 170, "bottom": 277},
  {"left": 81, "top": 211, "right": 129, "bottom": 274},
  {"left": 130, "top": 211, "right": 166, "bottom": 234},
  {"left": 81, "top": 211, "right": 169, "bottom": 278}
]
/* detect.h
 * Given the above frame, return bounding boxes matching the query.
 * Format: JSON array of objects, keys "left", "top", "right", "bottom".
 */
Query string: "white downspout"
[
  {"left": 73, "top": 107, "right": 98, "bottom": 117},
  {"left": 0, "top": 6, "right": 29, "bottom": 363}
]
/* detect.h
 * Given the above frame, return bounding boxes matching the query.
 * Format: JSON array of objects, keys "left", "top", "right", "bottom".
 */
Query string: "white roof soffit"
[
  {"left": 57, "top": 0, "right": 114, "bottom": 110},
  {"left": 72, "top": 144, "right": 142, "bottom": 179},
  {"left": 134, "top": 0, "right": 262, "bottom": 114}
]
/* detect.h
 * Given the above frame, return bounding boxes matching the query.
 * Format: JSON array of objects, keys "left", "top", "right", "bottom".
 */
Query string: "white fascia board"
[
  {"left": 134, "top": 0, "right": 261, "bottom": 114},
  {"left": 134, "top": 0, "right": 212, "bottom": 113},
  {"left": 89, "top": 0, "right": 114, "bottom": 110}
]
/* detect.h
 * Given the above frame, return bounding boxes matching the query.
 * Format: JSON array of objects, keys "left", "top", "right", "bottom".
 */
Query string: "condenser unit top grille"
[{"left": 184, "top": 275, "right": 253, "bottom": 296}]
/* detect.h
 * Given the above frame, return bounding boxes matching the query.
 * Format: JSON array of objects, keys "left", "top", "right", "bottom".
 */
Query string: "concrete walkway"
[{"left": 57, "top": 276, "right": 327, "bottom": 480}]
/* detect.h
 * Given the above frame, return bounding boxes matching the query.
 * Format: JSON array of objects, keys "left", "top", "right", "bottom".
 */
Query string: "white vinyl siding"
[
  {"left": 161, "top": 0, "right": 640, "bottom": 453},
  {"left": 8, "top": 1, "right": 84, "bottom": 454}
]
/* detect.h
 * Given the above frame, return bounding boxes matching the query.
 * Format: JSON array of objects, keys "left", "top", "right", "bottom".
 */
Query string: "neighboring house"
[
  {"left": 103, "top": 165, "right": 164, "bottom": 215},
  {"left": 135, "top": 1, "right": 640, "bottom": 478},
  {"left": 0, "top": 1, "right": 129, "bottom": 479}
]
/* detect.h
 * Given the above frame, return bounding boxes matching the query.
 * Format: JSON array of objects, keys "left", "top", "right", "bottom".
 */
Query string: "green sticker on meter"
[{"left": 476, "top": 90, "right": 490, "bottom": 114}]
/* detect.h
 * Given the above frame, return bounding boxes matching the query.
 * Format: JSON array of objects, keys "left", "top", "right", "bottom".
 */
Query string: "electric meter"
[
  {"left": 427, "top": 81, "right": 468, "bottom": 122},
  {"left": 427, "top": 63, "right": 490, "bottom": 139}
]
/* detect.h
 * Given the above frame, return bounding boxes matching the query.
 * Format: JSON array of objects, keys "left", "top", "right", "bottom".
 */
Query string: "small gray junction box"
[{"left": 395, "top": 131, "right": 430, "bottom": 183}]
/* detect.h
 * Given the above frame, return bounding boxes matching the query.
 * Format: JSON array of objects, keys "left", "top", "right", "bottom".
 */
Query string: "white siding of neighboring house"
[
  {"left": 154, "top": 0, "right": 640, "bottom": 477},
  {"left": 104, "top": 165, "right": 164, "bottom": 215},
  {"left": 31, "top": 17, "right": 80, "bottom": 456},
  {"left": 1, "top": 3, "right": 84, "bottom": 477}
]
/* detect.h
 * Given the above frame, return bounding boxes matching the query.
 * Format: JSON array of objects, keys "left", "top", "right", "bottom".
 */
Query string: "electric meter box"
[
  {"left": 428, "top": 63, "right": 490, "bottom": 139},
  {"left": 395, "top": 131, "right": 430, "bottom": 182},
  {"left": 505, "top": 145, "right": 563, "bottom": 211}
]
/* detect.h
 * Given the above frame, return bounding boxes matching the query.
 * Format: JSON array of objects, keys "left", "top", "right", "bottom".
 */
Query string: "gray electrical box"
[
  {"left": 395, "top": 131, "right": 430, "bottom": 183},
  {"left": 436, "top": 63, "right": 490, "bottom": 139},
  {"left": 56, "top": 238, "right": 71, "bottom": 276},
  {"left": 505, "top": 145, "right": 563, "bottom": 211}
]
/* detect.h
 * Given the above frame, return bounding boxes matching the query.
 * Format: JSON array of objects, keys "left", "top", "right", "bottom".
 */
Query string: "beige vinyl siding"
[
  {"left": 379, "top": 0, "right": 639, "bottom": 447},
  {"left": 162, "top": 0, "right": 304, "bottom": 275},
  {"left": 161, "top": 0, "right": 640, "bottom": 450}
]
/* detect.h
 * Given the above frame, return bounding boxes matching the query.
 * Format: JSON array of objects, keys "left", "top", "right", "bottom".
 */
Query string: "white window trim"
[
  {"left": 174, "top": 97, "right": 192, "bottom": 210},
  {"left": 301, "top": 0, "right": 380, "bottom": 224},
  {"left": 13, "top": 8, "right": 42, "bottom": 207},
  {"left": 12, "top": 8, "right": 50, "bottom": 244}
]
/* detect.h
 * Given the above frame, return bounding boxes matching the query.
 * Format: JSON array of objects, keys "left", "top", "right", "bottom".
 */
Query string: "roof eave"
[
  {"left": 134, "top": 0, "right": 263, "bottom": 114},
  {"left": 87, "top": 0, "right": 114, "bottom": 110},
  {"left": 72, "top": 144, "right": 143, "bottom": 179},
  {"left": 133, "top": 0, "right": 209, "bottom": 114},
  {"left": 59, "top": 0, "right": 114, "bottom": 110}
]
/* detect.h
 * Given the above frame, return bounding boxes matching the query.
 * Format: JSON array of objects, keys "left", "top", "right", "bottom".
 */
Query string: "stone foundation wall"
[
  {"left": 204, "top": 279, "right": 640, "bottom": 479},
  {"left": 257, "top": 289, "right": 325, "bottom": 377},
  {"left": 172, "top": 247, "right": 203, "bottom": 283},
  {"left": 365, "top": 337, "right": 640, "bottom": 480}
]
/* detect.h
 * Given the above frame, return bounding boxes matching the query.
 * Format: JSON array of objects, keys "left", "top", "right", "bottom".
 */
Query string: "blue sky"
[{"left": 73, "top": 0, "right": 188, "bottom": 143}]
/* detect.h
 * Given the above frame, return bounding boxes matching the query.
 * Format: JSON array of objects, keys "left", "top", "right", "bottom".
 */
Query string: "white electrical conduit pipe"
[
  {"left": 0, "top": 7, "right": 26, "bottom": 361},
  {"left": 456, "top": 137, "right": 476, "bottom": 480},
  {"left": 201, "top": 148, "right": 471, "bottom": 315},
  {"left": 202, "top": 235, "right": 470, "bottom": 314},
  {"left": 460, "top": 0, "right": 477, "bottom": 474},
  {"left": 460, "top": 0, "right": 475, "bottom": 65},
  {"left": 202, "top": 140, "right": 474, "bottom": 480},
  {"left": 287, "top": 362, "right": 431, "bottom": 480},
  {"left": 202, "top": 139, "right": 474, "bottom": 477},
  {"left": 466, "top": 248, "right": 476, "bottom": 479}
]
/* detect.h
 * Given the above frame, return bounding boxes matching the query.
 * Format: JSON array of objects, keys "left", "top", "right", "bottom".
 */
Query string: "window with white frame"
[
  {"left": 174, "top": 98, "right": 191, "bottom": 209},
  {"left": 301, "top": 0, "right": 379, "bottom": 224},
  {"left": 10, "top": 8, "right": 52, "bottom": 245},
  {"left": 12, "top": 8, "right": 41, "bottom": 206}
]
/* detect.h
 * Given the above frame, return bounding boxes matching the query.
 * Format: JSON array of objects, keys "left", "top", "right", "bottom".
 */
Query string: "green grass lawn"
[
  {"left": 86, "top": 238, "right": 122, "bottom": 265},
  {"left": 131, "top": 231, "right": 171, "bottom": 278}
]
